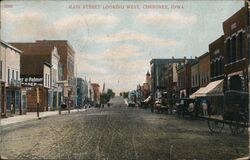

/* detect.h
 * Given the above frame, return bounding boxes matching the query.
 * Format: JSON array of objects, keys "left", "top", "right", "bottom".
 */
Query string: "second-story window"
[
  {"left": 238, "top": 32, "right": 243, "bottom": 59},
  {"left": 231, "top": 36, "right": 236, "bottom": 62},
  {"left": 45, "top": 74, "right": 47, "bottom": 87},
  {"left": 16, "top": 71, "right": 18, "bottom": 80},
  {"left": 12, "top": 70, "right": 14, "bottom": 80},
  {"left": 8, "top": 69, "right": 10, "bottom": 84},
  {"left": 227, "top": 39, "right": 231, "bottom": 63},
  {"left": 0, "top": 61, "right": 2, "bottom": 80},
  {"left": 48, "top": 74, "right": 50, "bottom": 87}
]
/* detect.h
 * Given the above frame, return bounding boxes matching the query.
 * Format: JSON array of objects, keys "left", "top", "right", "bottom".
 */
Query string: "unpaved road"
[{"left": 0, "top": 97, "right": 248, "bottom": 159}]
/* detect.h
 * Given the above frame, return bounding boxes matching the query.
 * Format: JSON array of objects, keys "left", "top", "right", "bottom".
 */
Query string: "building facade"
[
  {"left": 10, "top": 43, "right": 55, "bottom": 112},
  {"left": 35, "top": 40, "right": 76, "bottom": 108},
  {"left": 150, "top": 59, "right": 170, "bottom": 96},
  {"left": 0, "top": 40, "right": 22, "bottom": 117},
  {"left": 177, "top": 60, "right": 194, "bottom": 98},
  {"left": 77, "top": 77, "right": 88, "bottom": 107},
  {"left": 190, "top": 58, "right": 200, "bottom": 94},
  {"left": 165, "top": 58, "right": 187, "bottom": 104},
  {"left": 198, "top": 52, "right": 210, "bottom": 87},
  {"left": 223, "top": 6, "right": 249, "bottom": 93},
  {"left": 91, "top": 83, "right": 100, "bottom": 106},
  {"left": 208, "top": 36, "right": 226, "bottom": 114},
  {"left": 141, "top": 71, "right": 151, "bottom": 100}
]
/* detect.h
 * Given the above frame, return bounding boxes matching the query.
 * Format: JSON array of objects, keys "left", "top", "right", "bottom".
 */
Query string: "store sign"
[
  {"left": 21, "top": 75, "right": 43, "bottom": 87},
  {"left": 231, "top": 22, "right": 236, "bottom": 30}
]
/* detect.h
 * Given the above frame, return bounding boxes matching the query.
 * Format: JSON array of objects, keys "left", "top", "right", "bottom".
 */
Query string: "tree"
[
  {"left": 123, "top": 92, "right": 129, "bottom": 99},
  {"left": 100, "top": 88, "right": 115, "bottom": 104}
]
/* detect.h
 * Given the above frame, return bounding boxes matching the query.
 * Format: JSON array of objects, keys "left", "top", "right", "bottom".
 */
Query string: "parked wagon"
[
  {"left": 202, "top": 90, "right": 249, "bottom": 135},
  {"left": 176, "top": 98, "right": 196, "bottom": 118}
]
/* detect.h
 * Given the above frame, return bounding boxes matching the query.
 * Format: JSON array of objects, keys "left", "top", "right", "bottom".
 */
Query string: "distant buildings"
[
  {"left": 141, "top": 71, "right": 151, "bottom": 100},
  {"left": 0, "top": 40, "right": 22, "bottom": 117},
  {"left": 145, "top": 2, "right": 249, "bottom": 108},
  {"left": 198, "top": 52, "right": 210, "bottom": 88},
  {"left": 91, "top": 83, "right": 100, "bottom": 106},
  {"left": 77, "top": 77, "right": 88, "bottom": 107},
  {"left": 190, "top": 57, "right": 199, "bottom": 94},
  {"left": 177, "top": 59, "right": 194, "bottom": 98},
  {"left": 150, "top": 58, "right": 189, "bottom": 98}
]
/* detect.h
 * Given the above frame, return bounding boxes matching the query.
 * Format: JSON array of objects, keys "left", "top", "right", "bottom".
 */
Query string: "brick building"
[
  {"left": 10, "top": 43, "right": 55, "bottom": 112},
  {"left": 198, "top": 52, "right": 210, "bottom": 87},
  {"left": 190, "top": 58, "right": 199, "bottom": 94},
  {"left": 177, "top": 59, "right": 194, "bottom": 98},
  {"left": 207, "top": 36, "right": 226, "bottom": 114},
  {"left": 150, "top": 58, "right": 189, "bottom": 99},
  {"left": 223, "top": 6, "right": 249, "bottom": 94},
  {"left": 165, "top": 57, "right": 187, "bottom": 104},
  {"left": 91, "top": 83, "right": 100, "bottom": 106},
  {"left": 209, "top": 36, "right": 225, "bottom": 81},
  {"left": 0, "top": 40, "right": 22, "bottom": 117},
  {"left": 35, "top": 40, "right": 76, "bottom": 108}
]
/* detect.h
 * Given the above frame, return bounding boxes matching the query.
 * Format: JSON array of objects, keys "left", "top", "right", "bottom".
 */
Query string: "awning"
[
  {"left": 190, "top": 79, "right": 224, "bottom": 98},
  {"left": 143, "top": 96, "right": 151, "bottom": 102}
]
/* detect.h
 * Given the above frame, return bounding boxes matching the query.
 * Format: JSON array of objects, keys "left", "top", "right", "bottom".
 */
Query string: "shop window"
[
  {"left": 0, "top": 61, "right": 2, "bottom": 79},
  {"left": 15, "top": 90, "right": 20, "bottom": 112},
  {"left": 229, "top": 75, "right": 242, "bottom": 91}
]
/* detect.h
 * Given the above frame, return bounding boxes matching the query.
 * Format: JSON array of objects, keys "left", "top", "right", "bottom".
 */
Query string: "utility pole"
[
  {"left": 36, "top": 87, "right": 40, "bottom": 119},
  {"left": 56, "top": 80, "right": 68, "bottom": 115}
]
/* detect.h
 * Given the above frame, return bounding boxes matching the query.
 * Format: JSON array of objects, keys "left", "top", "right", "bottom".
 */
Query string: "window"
[
  {"left": 0, "top": 61, "right": 2, "bottom": 79},
  {"left": 16, "top": 71, "right": 18, "bottom": 80},
  {"left": 238, "top": 32, "right": 243, "bottom": 59},
  {"left": 8, "top": 69, "right": 10, "bottom": 84},
  {"left": 231, "top": 36, "right": 236, "bottom": 62},
  {"left": 12, "top": 70, "right": 14, "bottom": 80},
  {"left": 211, "top": 62, "right": 214, "bottom": 77},
  {"left": 45, "top": 74, "right": 47, "bottom": 87},
  {"left": 227, "top": 39, "right": 231, "bottom": 63},
  {"left": 48, "top": 75, "right": 50, "bottom": 87}
]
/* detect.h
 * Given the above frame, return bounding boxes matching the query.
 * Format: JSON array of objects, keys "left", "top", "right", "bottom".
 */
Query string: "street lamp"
[{"left": 56, "top": 80, "right": 68, "bottom": 115}]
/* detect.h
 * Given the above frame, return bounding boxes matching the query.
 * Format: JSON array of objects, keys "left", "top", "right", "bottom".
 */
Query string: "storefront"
[
  {"left": 190, "top": 79, "right": 224, "bottom": 115},
  {"left": 0, "top": 82, "right": 6, "bottom": 117},
  {"left": 6, "top": 86, "right": 21, "bottom": 116}
]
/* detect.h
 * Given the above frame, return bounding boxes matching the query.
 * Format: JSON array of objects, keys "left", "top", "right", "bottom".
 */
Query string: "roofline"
[
  {"left": 198, "top": 52, "right": 210, "bottom": 60},
  {"left": 1, "top": 40, "right": 22, "bottom": 53},
  {"left": 44, "top": 62, "right": 52, "bottom": 67},
  {"left": 223, "top": 6, "right": 246, "bottom": 25}
]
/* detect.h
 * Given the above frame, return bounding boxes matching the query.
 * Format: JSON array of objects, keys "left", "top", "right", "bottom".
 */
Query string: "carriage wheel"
[
  {"left": 229, "top": 124, "right": 245, "bottom": 135},
  {"left": 207, "top": 120, "right": 224, "bottom": 133}
]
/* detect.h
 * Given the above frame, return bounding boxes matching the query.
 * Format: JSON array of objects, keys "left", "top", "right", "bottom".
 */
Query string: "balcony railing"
[{"left": 9, "top": 79, "right": 21, "bottom": 87}]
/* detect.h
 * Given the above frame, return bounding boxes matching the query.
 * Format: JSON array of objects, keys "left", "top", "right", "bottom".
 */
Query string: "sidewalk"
[{"left": 0, "top": 108, "right": 94, "bottom": 126}]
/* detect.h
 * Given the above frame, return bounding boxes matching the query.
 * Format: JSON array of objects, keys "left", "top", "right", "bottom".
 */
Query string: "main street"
[{"left": 0, "top": 97, "right": 248, "bottom": 160}]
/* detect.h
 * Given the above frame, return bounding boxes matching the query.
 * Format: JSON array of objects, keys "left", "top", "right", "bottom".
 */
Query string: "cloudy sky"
[{"left": 1, "top": 0, "right": 245, "bottom": 94}]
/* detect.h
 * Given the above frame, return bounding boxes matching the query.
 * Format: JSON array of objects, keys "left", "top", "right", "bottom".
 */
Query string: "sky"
[{"left": 0, "top": 0, "right": 245, "bottom": 94}]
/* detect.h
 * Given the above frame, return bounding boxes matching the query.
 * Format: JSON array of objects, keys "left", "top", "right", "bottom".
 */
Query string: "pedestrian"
[{"left": 202, "top": 99, "right": 208, "bottom": 117}]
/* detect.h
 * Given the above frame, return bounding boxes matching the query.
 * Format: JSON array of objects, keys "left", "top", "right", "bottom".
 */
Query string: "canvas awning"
[
  {"left": 190, "top": 79, "right": 224, "bottom": 98},
  {"left": 143, "top": 96, "right": 151, "bottom": 103}
]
